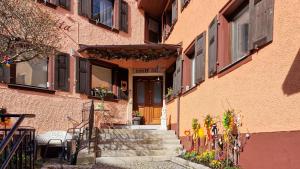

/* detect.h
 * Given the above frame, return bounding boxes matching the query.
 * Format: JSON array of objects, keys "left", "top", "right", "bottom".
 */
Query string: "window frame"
[
  {"left": 183, "top": 40, "right": 196, "bottom": 92},
  {"left": 217, "top": 0, "right": 252, "bottom": 74},
  {"left": 89, "top": 59, "right": 121, "bottom": 101}
]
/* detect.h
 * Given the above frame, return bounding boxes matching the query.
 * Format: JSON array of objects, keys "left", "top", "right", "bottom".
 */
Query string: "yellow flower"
[{"left": 198, "top": 127, "right": 205, "bottom": 139}]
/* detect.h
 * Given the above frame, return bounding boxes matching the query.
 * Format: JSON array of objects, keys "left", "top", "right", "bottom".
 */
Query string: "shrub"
[
  {"left": 209, "top": 160, "right": 222, "bottom": 169},
  {"left": 182, "top": 151, "right": 198, "bottom": 160},
  {"left": 196, "top": 150, "right": 215, "bottom": 165}
]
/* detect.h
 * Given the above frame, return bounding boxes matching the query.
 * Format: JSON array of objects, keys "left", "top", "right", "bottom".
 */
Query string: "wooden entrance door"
[{"left": 133, "top": 76, "right": 163, "bottom": 125}]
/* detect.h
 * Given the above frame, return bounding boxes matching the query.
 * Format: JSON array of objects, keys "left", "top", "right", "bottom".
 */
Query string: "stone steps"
[
  {"left": 98, "top": 143, "right": 183, "bottom": 150},
  {"left": 99, "top": 133, "right": 177, "bottom": 139},
  {"left": 96, "top": 129, "right": 182, "bottom": 158},
  {"left": 98, "top": 149, "right": 180, "bottom": 157},
  {"left": 99, "top": 129, "right": 176, "bottom": 135},
  {"left": 98, "top": 137, "right": 181, "bottom": 144}
]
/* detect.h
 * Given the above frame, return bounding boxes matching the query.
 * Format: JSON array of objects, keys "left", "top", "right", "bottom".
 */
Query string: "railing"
[
  {"left": 0, "top": 114, "right": 36, "bottom": 169},
  {"left": 65, "top": 100, "right": 95, "bottom": 165}
]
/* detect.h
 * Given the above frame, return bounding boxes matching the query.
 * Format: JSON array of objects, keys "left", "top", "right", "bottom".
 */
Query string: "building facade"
[
  {"left": 164, "top": 0, "right": 300, "bottom": 169},
  {"left": 0, "top": 0, "right": 299, "bottom": 168}
]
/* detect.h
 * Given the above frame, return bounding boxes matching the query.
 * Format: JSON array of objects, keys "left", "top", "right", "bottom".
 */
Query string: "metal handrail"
[
  {"left": 0, "top": 114, "right": 36, "bottom": 169},
  {"left": 0, "top": 114, "right": 35, "bottom": 154},
  {"left": 1, "top": 131, "right": 27, "bottom": 169}
]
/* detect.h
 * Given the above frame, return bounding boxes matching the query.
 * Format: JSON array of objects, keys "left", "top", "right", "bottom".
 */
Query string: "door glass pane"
[
  {"left": 137, "top": 81, "right": 145, "bottom": 105},
  {"left": 153, "top": 81, "right": 162, "bottom": 105}
]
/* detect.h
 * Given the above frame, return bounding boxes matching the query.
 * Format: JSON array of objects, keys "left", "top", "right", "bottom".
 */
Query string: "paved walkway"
[{"left": 41, "top": 161, "right": 188, "bottom": 169}]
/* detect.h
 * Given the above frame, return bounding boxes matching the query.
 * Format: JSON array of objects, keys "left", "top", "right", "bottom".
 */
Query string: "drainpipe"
[{"left": 177, "top": 96, "right": 180, "bottom": 139}]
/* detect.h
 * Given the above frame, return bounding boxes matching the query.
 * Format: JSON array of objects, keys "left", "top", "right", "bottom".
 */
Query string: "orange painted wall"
[{"left": 166, "top": 0, "right": 300, "bottom": 136}]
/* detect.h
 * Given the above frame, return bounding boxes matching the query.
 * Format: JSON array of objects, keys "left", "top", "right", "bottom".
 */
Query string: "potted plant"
[
  {"left": 93, "top": 86, "right": 112, "bottom": 110},
  {"left": 165, "top": 87, "right": 173, "bottom": 101},
  {"left": 132, "top": 111, "right": 142, "bottom": 125}
]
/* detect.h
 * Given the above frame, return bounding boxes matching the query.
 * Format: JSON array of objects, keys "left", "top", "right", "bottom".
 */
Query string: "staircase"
[{"left": 95, "top": 128, "right": 182, "bottom": 163}]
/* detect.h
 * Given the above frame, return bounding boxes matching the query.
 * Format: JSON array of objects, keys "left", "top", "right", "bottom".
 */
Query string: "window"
[
  {"left": 231, "top": 5, "right": 249, "bottom": 62},
  {"left": 78, "top": 0, "right": 128, "bottom": 32},
  {"left": 182, "top": 32, "right": 206, "bottom": 92},
  {"left": 91, "top": 65, "right": 112, "bottom": 91},
  {"left": 214, "top": 0, "right": 274, "bottom": 72},
  {"left": 92, "top": 0, "right": 114, "bottom": 27},
  {"left": 15, "top": 58, "right": 48, "bottom": 88},
  {"left": 145, "top": 16, "right": 161, "bottom": 43}
]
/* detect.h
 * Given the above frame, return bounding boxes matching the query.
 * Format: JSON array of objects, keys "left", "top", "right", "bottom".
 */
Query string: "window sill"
[
  {"left": 218, "top": 52, "right": 252, "bottom": 74},
  {"left": 88, "top": 19, "right": 119, "bottom": 33},
  {"left": 88, "top": 95, "right": 119, "bottom": 103},
  {"left": 7, "top": 84, "right": 56, "bottom": 94},
  {"left": 166, "top": 96, "right": 176, "bottom": 104},
  {"left": 181, "top": 84, "right": 198, "bottom": 97}
]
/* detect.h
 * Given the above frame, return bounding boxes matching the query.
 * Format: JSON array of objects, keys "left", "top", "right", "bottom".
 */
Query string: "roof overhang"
[
  {"left": 137, "top": 0, "right": 168, "bottom": 18},
  {"left": 78, "top": 44, "right": 182, "bottom": 61}
]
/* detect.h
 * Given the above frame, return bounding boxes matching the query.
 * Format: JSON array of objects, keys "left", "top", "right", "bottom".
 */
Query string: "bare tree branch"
[{"left": 0, "top": 0, "right": 61, "bottom": 64}]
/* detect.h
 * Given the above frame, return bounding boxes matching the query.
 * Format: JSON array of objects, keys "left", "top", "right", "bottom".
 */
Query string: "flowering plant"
[{"left": 0, "top": 107, "right": 11, "bottom": 126}]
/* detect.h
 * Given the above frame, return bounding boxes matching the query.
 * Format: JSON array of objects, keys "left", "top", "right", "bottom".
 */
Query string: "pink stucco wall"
[
  {"left": 166, "top": 0, "right": 300, "bottom": 135},
  {"left": 0, "top": 0, "right": 146, "bottom": 132}
]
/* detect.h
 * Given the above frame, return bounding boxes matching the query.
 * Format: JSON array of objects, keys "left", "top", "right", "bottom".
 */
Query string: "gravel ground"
[{"left": 41, "top": 161, "right": 188, "bottom": 169}]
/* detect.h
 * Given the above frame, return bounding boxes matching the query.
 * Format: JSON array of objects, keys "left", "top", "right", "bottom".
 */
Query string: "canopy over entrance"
[{"left": 78, "top": 44, "right": 182, "bottom": 61}]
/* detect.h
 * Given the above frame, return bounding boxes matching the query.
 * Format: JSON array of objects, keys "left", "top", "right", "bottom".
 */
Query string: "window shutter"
[
  {"left": 0, "top": 65, "right": 10, "bottom": 84},
  {"left": 55, "top": 55, "right": 70, "bottom": 91},
  {"left": 208, "top": 16, "right": 218, "bottom": 77},
  {"left": 172, "top": 0, "right": 178, "bottom": 24},
  {"left": 195, "top": 31, "right": 206, "bottom": 84},
  {"left": 173, "top": 56, "right": 182, "bottom": 96},
  {"left": 76, "top": 57, "right": 91, "bottom": 95},
  {"left": 119, "top": 0, "right": 128, "bottom": 32},
  {"left": 249, "top": 0, "right": 274, "bottom": 50},
  {"left": 172, "top": 69, "right": 177, "bottom": 96},
  {"left": 78, "top": 0, "right": 92, "bottom": 18},
  {"left": 10, "top": 64, "right": 16, "bottom": 84},
  {"left": 217, "top": 14, "right": 231, "bottom": 71}
]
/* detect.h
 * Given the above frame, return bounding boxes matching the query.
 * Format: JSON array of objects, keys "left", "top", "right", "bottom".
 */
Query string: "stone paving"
[{"left": 41, "top": 161, "right": 188, "bottom": 169}]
